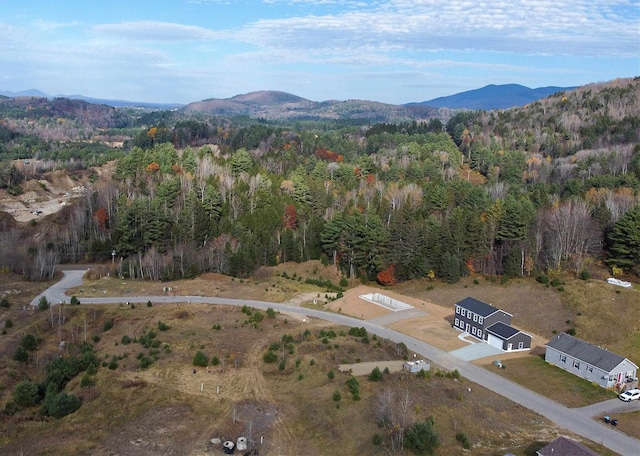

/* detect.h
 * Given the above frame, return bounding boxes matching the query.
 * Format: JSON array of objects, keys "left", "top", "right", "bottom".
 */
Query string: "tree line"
[{"left": 1, "top": 79, "right": 639, "bottom": 282}]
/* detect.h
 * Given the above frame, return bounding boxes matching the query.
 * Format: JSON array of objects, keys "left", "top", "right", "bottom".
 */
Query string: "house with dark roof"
[
  {"left": 536, "top": 436, "right": 600, "bottom": 456},
  {"left": 453, "top": 297, "right": 512, "bottom": 341},
  {"left": 545, "top": 333, "right": 638, "bottom": 389},
  {"left": 485, "top": 321, "right": 532, "bottom": 352}
]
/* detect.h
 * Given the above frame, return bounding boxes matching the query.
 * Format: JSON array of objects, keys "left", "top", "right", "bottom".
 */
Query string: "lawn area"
[
  {"left": 605, "top": 410, "right": 640, "bottom": 440},
  {"left": 481, "top": 355, "right": 618, "bottom": 408}
]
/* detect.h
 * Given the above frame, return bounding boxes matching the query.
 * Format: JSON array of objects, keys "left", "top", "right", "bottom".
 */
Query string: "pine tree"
[{"left": 606, "top": 205, "right": 640, "bottom": 271}]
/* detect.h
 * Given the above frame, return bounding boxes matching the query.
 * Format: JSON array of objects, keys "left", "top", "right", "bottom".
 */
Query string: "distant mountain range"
[
  {"left": 0, "top": 89, "right": 184, "bottom": 110},
  {"left": 1, "top": 83, "right": 577, "bottom": 120},
  {"left": 414, "top": 84, "right": 577, "bottom": 110}
]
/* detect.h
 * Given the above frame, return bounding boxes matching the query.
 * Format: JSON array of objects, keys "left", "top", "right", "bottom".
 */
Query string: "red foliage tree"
[
  {"left": 314, "top": 148, "right": 343, "bottom": 162},
  {"left": 376, "top": 264, "right": 396, "bottom": 286},
  {"left": 284, "top": 204, "right": 298, "bottom": 229},
  {"left": 146, "top": 162, "right": 160, "bottom": 172},
  {"left": 94, "top": 207, "right": 108, "bottom": 231}
]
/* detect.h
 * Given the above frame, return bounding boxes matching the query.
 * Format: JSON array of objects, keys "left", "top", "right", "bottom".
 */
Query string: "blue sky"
[{"left": 1, "top": 0, "right": 638, "bottom": 104}]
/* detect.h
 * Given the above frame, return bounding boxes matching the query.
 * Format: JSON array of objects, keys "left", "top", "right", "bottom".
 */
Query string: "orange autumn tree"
[
  {"left": 146, "top": 162, "right": 160, "bottom": 172},
  {"left": 376, "top": 264, "right": 396, "bottom": 286}
]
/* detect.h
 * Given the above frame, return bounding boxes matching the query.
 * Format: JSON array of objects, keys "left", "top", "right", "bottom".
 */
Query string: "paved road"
[{"left": 33, "top": 271, "right": 640, "bottom": 455}]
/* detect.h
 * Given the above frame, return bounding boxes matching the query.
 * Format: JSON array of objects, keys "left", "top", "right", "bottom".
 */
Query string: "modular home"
[{"left": 545, "top": 333, "right": 638, "bottom": 389}]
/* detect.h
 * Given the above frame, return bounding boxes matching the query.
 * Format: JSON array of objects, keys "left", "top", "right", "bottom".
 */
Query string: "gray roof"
[
  {"left": 456, "top": 297, "right": 511, "bottom": 318},
  {"left": 537, "top": 436, "right": 600, "bottom": 456},
  {"left": 546, "top": 333, "right": 637, "bottom": 372},
  {"left": 486, "top": 321, "right": 520, "bottom": 340}
]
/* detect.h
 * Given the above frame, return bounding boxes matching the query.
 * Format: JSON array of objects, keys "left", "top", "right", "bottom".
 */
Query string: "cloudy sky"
[{"left": 1, "top": 0, "right": 638, "bottom": 104}]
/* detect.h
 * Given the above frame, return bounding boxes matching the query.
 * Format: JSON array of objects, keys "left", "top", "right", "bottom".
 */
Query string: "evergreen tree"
[{"left": 606, "top": 205, "right": 640, "bottom": 272}]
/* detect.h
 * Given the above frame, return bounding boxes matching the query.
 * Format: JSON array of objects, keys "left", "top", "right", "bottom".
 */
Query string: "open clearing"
[{"left": 1, "top": 263, "right": 637, "bottom": 455}]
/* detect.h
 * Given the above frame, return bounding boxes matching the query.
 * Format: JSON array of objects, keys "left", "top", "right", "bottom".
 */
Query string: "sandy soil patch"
[
  {"left": 326, "top": 285, "right": 431, "bottom": 320},
  {"left": 338, "top": 360, "right": 406, "bottom": 376}
]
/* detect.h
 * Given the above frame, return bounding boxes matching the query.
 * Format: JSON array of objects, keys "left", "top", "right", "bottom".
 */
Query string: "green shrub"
[
  {"left": 21, "top": 333, "right": 39, "bottom": 351},
  {"left": 368, "top": 366, "right": 383, "bottom": 381},
  {"left": 80, "top": 373, "right": 95, "bottom": 388},
  {"left": 455, "top": 432, "right": 471, "bottom": 449},
  {"left": 263, "top": 351, "right": 278, "bottom": 363},
  {"left": 157, "top": 321, "right": 170, "bottom": 331},
  {"left": 0, "top": 298, "right": 10, "bottom": 308},
  {"left": 339, "top": 277, "right": 349, "bottom": 287},
  {"left": 121, "top": 335, "right": 132, "bottom": 345},
  {"left": 70, "top": 296, "right": 80, "bottom": 305},
  {"left": 193, "top": 350, "right": 208, "bottom": 367},
  {"left": 13, "top": 381, "right": 40, "bottom": 408},
  {"left": 5, "top": 319, "right": 13, "bottom": 329},
  {"left": 550, "top": 277, "right": 562, "bottom": 287},
  {"left": 211, "top": 356, "right": 220, "bottom": 366},
  {"left": 102, "top": 320, "right": 114, "bottom": 332},
  {"left": 536, "top": 275, "right": 549, "bottom": 284},
  {"left": 43, "top": 392, "right": 81, "bottom": 418},
  {"left": 579, "top": 269, "right": 591, "bottom": 280},
  {"left": 266, "top": 307, "right": 276, "bottom": 319},
  {"left": 12, "top": 346, "right": 28, "bottom": 363},
  {"left": 38, "top": 296, "right": 49, "bottom": 311},
  {"left": 403, "top": 418, "right": 440, "bottom": 454}
]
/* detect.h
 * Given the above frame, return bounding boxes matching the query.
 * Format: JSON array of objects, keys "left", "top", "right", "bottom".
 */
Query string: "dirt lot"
[{"left": 327, "top": 284, "right": 548, "bottom": 357}]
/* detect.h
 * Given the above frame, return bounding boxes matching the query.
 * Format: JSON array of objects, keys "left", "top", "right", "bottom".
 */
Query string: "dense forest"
[{"left": 0, "top": 78, "right": 639, "bottom": 283}]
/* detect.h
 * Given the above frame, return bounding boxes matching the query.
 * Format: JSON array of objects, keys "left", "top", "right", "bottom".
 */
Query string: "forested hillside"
[{"left": 1, "top": 78, "right": 639, "bottom": 283}]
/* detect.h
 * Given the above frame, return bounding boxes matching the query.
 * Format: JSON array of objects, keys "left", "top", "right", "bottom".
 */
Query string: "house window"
[
  {"left": 587, "top": 366, "right": 593, "bottom": 373},
  {"left": 573, "top": 360, "right": 580, "bottom": 369},
  {"left": 456, "top": 306, "right": 460, "bottom": 314},
  {"left": 518, "top": 342, "right": 524, "bottom": 349},
  {"left": 472, "top": 327, "right": 476, "bottom": 336},
  {"left": 473, "top": 314, "right": 478, "bottom": 322},
  {"left": 477, "top": 330, "right": 482, "bottom": 338},
  {"left": 478, "top": 317, "right": 483, "bottom": 325},
  {"left": 454, "top": 318, "right": 459, "bottom": 327},
  {"left": 560, "top": 355, "right": 566, "bottom": 363}
]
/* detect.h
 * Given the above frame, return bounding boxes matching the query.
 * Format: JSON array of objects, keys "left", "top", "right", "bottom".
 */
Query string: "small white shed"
[{"left": 403, "top": 359, "right": 430, "bottom": 373}]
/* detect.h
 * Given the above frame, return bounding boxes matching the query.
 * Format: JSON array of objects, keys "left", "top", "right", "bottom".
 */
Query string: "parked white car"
[{"left": 618, "top": 389, "right": 640, "bottom": 402}]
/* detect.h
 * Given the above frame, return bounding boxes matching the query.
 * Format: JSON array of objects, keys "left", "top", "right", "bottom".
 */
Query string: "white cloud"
[
  {"left": 234, "top": 0, "right": 639, "bottom": 57},
  {"left": 93, "top": 21, "right": 223, "bottom": 42}
]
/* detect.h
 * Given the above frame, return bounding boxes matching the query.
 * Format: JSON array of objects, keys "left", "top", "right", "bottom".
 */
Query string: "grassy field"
[
  {"left": 480, "top": 355, "right": 618, "bottom": 408},
  {"left": 0, "top": 265, "right": 637, "bottom": 455}
]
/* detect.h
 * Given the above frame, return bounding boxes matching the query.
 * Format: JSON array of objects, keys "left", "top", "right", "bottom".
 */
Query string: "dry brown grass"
[
  {"left": 0, "top": 300, "right": 569, "bottom": 456},
  {"left": 1, "top": 266, "right": 637, "bottom": 455}
]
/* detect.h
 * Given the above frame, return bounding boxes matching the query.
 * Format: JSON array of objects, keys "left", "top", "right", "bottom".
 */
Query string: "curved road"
[{"left": 32, "top": 271, "right": 640, "bottom": 455}]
